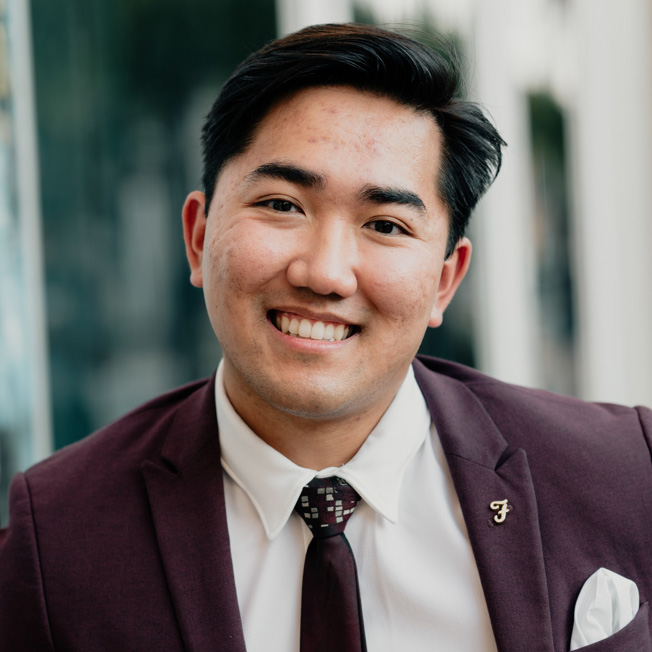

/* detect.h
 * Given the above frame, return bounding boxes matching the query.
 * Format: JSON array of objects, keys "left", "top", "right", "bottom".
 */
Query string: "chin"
[
  {"left": 265, "top": 387, "right": 358, "bottom": 421},
  {"left": 243, "top": 370, "right": 371, "bottom": 421}
]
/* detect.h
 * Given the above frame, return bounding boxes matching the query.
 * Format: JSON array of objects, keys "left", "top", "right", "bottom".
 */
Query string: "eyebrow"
[
  {"left": 358, "top": 185, "right": 427, "bottom": 214},
  {"left": 244, "top": 164, "right": 427, "bottom": 215},
  {"left": 245, "top": 162, "right": 326, "bottom": 189}
]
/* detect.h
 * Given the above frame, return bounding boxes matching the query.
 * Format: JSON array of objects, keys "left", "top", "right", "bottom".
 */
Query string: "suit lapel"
[
  {"left": 142, "top": 376, "right": 246, "bottom": 652},
  {"left": 414, "top": 359, "right": 555, "bottom": 652}
]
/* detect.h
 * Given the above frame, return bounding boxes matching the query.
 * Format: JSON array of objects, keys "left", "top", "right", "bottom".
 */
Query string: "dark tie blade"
[{"left": 300, "top": 535, "right": 365, "bottom": 652}]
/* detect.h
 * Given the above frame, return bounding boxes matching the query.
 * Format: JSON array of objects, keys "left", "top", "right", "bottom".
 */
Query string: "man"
[{"left": 1, "top": 23, "right": 651, "bottom": 652}]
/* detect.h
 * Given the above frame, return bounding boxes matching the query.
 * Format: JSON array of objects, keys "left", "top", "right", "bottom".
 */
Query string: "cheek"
[
  {"left": 204, "top": 223, "right": 294, "bottom": 295},
  {"left": 364, "top": 253, "right": 442, "bottom": 321},
  {"left": 204, "top": 221, "right": 291, "bottom": 313},
  {"left": 202, "top": 229, "right": 275, "bottom": 338}
]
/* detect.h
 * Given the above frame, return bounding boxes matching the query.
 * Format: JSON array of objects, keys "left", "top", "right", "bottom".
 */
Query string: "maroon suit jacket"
[{"left": 1, "top": 356, "right": 652, "bottom": 651}]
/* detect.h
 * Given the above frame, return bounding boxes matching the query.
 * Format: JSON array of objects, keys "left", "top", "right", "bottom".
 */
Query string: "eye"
[
  {"left": 365, "top": 220, "right": 407, "bottom": 236},
  {"left": 258, "top": 198, "right": 300, "bottom": 213}
]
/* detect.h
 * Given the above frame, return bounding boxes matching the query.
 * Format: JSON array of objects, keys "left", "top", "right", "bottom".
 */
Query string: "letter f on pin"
[{"left": 490, "top": 499, "right": 510, "bottom": 524}]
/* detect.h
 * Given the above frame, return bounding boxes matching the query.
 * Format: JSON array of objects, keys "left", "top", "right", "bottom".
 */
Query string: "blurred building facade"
[{"left": 1, "top": 0, "right": 651, "bottom": 519}]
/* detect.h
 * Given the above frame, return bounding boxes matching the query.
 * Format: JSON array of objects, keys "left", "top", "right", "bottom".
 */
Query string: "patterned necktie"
[{"left": 294, "top": 477, "right": 366, "bottom": 652}]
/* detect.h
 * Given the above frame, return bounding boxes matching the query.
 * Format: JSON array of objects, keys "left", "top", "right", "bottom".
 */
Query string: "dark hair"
[{"left": 201, "top": 23, "right": 505, "bottom": 257}]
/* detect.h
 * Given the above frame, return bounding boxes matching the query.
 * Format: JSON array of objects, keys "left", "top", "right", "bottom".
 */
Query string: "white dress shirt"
[{"left": 216, "top": 361, "right": 498, "bottom": 652}]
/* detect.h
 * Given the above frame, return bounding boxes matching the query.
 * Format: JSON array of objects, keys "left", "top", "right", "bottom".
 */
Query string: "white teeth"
[
  {"left": 274, "top": 312, "right": 353, "bottom": 341},
  {"left": 299, "top": 319, "right": 312, "bottom": 338},
  {"left": 310, "top": 321, "right": 325, "bottom": 340}
]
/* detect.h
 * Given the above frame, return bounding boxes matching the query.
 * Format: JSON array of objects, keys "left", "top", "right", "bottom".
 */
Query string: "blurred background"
[{"left": 1, "top": 0, "right": 651, "bottom": 523}]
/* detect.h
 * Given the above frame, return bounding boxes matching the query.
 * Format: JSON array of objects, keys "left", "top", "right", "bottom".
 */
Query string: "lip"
[
  {"left": 266, "top": 309, "right": 360, "bottom": 347},
  {"left": 268, "top": 307, "right": 356, "bottom": 327}
]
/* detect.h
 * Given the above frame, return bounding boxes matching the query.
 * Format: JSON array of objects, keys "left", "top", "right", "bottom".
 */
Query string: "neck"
[
  {"left": 253, "top": 417, "right": 378, "bottom": 469},
  {"left": 223, "top": 371, "right": 403, "bottom": 469}
]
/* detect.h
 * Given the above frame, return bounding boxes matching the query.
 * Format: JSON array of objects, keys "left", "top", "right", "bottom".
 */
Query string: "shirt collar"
[{"left": 216, "top": 361, "right": 431, "bottom": 539}]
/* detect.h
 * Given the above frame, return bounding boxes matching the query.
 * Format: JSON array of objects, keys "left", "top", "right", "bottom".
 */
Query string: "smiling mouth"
[{"left": 270, "top": 310, "right": 358, "bottom": 341}]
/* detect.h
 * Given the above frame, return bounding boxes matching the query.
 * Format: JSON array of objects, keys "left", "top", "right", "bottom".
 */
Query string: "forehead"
[
  {"left": 257, "top": 85, "right": 434, "bottom": 130},
  {"left": 234, "top": 86, "right": 444, "bottom": 193}
]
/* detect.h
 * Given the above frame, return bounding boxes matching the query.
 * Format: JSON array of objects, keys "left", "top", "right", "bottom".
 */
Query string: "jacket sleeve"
[
  {"left": 638, "top": 405, "right": 652, "bottom": 458},
  {"left": 0, "top": 472, "right": 55, "bottom": 650}
]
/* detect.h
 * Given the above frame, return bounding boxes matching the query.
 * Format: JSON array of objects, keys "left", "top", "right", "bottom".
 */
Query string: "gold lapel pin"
[{"left": 489, "top": 499, "right": 510, "bottom": 524}]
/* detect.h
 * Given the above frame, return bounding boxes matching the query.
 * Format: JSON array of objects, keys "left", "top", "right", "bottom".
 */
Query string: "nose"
[{"left": 286, "top": 222, "right": 358, "bottom": 297}]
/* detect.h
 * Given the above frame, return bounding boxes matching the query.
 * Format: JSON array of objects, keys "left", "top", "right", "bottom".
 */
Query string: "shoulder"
[
  {"left": 413, "top": 354, "right": 652, "bottom": 452},
  {"left": 24, "top": 376, "right": 215, "bottom": 495},
  {"left": 0, "top": 377, "right": 217, "bottom": 647}
]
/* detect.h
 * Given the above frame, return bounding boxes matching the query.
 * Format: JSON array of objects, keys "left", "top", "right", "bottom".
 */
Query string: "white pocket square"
[{"left": 570, "top": 568, "right": 639, "bottom": 650}]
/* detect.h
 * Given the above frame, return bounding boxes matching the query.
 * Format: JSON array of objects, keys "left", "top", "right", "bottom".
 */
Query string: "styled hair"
[{"left": 201, "top": 23, "right": 505, "bottom": 257}]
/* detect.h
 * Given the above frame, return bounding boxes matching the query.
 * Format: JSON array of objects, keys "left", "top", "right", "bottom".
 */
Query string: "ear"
[
  {"left": 182, "top": 190, "right": 207, "bottom": 288},
  {"left": 428, "top": 237, "right": 472, "bottom": 328}
]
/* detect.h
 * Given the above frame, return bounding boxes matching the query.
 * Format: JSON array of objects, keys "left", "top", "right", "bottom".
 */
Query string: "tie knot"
[{"left": 294, "top": 477, "right": 361, "bottom": 538}]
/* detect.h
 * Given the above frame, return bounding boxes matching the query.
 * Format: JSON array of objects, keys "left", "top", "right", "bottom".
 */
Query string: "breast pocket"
[{"left": 572, "top": 603, "right": 651, "bottom": 652}]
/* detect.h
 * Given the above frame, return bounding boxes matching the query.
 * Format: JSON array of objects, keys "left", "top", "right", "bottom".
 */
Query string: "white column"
[
  {"left": 276, "top": 0, "right": 353, "bottom": 37},
  {"left": 570, "top": 0, "right": 652, "bottom": 405},
  {"left": 7, "top": 0, "right": 53, "bottom": 462},
  {"left": 470, "top": 1, "right": 541, "bottom": 388}
]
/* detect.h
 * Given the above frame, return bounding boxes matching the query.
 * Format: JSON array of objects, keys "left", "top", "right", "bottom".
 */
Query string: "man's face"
[{"left": 183, "top": 86, "right": 470, "bottom": 429}]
